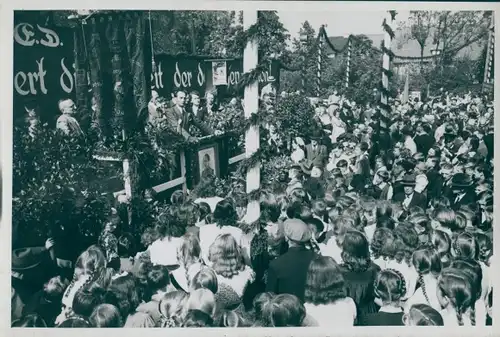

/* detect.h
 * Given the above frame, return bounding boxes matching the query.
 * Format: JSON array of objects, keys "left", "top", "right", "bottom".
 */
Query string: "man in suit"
[
  {"left": 304, "top": 132, "right": 328, "bottom": 171},
  {"left": 449, "top": 173, "right": 476, "bottom": 210},
  {"left": 56, "top": 99, "right": 84, "bottom": 137},
  {"left": 164, "top": 91, "right": 213, "bottom": 140},
  {"left": 266, "top": 218, "right": 317, "bottom": 302},
  {"left": 393, "top": 174, "right": 427, "bottom": 211}
]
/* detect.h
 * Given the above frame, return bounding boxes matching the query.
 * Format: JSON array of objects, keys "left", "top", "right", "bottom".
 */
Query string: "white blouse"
[
  {"left": 149, "top": 236, "right": 183, "bottom": 267},
  {"left": 319, "top": 238, "right": 343, "bottom": 264},
  {"left": 304, "top": 297, "right": 357, "bottom": 327},
  {"left": 440, "top": 300, "right": 487, "bottom": 326},
  {"left": 404, "top": 276, "right": 441, "bottom": 313}
]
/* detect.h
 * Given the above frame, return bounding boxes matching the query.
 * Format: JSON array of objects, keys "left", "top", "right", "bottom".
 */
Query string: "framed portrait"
[{"left": 197, "top": 143, "right": 220, "bottom": 181}]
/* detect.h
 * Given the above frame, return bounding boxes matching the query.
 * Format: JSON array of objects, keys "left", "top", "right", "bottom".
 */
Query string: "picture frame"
[{"left": 196, "top": 142, "right": 220, "bottom": 182}]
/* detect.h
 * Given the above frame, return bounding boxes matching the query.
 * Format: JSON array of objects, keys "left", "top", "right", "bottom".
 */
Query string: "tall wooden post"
[
  {"left": 243, "top": 11, "right": 260, "bottom": 225},
  {"left": 345, "top": 37, "right": 352, "bottom": 88},
  {"left": 380, "top": 11, "right": 396, "bottom": 132}
]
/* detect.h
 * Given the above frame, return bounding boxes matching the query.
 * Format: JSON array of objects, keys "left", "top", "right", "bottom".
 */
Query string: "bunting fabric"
[{"left": 73, "top": 11, "right": 151, "bottom": 142}]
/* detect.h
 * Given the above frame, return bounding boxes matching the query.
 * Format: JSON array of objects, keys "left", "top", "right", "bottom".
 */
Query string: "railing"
[{"left": 93, "top": 132, "right": 246, "bottom": 198}]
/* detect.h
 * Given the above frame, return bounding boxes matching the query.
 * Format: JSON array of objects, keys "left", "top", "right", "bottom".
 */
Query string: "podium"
[
  {"left": 94, "top": 132, "right": 244, "bottom": 198},
  {"left": 148, "top": 132, "right": 243, "bottom": 196}
]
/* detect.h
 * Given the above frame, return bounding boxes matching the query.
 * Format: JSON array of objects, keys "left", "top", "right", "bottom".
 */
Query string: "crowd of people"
[{"left": 11, "top": 87, "right": 494, "bottom": 328}]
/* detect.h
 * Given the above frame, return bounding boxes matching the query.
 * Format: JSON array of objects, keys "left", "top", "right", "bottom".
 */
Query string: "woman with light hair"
[
  {"left": 171, "top": 232, "right": 203, "bottom": 292},
  {"left": 208, "top": 234, "right": 255, "bottom": 297}
]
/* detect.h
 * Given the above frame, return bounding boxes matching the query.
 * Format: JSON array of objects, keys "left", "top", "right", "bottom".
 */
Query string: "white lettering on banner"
[
  {"left": 14, "top": 72, "right": 30, "bottom": 95},
  {"left": 197, "top": 63, "right": 205, "bottom": 87},
  {"left": 174, "top": 62, "right": 191, "bottom": 88},
  {"left": 37, "top": 24, "right": 60, "bottom": 47},
  {"left": 14, "top": 23, "right": 36, "bottom": 47},
  {"left": 14, "top": 23, "right": 62, "bottom": 47},
  {"left": 151, "top": 62, "right": 164, "bottom": 90},
  {"left": 174, "top": 62, "right": 205, "bottom": 89},
  {"left": 228, "top": 71, "right": 240, "bottom": 86},
  {"left": 13, "top": 57, "right": 48, "bottom": 96},
  {"left": 60, "top": 58, "right": 75, "bottom": 94}
]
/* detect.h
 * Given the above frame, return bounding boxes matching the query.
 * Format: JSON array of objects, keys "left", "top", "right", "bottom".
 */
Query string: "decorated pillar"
[
  {"left": 243, "top": 11, "right": 260, "bottom": 224},
  {"left": 484, "top": 14, "right": 495, "bottom": 86},
  {"left": 345, "top": 37, "right": 352, "bottom": 88},
  {"left": 379, "top": 11, "right": 397, "bottom": 132},
  {"left": 317, "top": 26, "right": 324, "bottom": 96}
]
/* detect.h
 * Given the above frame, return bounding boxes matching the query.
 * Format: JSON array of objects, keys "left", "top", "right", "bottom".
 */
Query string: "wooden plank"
[
  {"left": 93, "top": 155, "right": 122, "bottom": 162},
  {"left": 152, "top": 177, "right": 186, "bottom": 193},
  {"left": 228, "top": 153, "right": 246, "bottom": 165},
  {"left": 180, "top": 151, "right": 187, "bottom": 194},
  {"left": 112, "top": 176, "right": 186, "bottom": 197}
]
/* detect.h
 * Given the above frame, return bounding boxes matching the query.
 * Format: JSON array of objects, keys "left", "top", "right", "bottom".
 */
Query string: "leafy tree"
[
  {"left": 150, "top": 11, "right": 236, "bottom": 56},
  {"left": 398, "top": 11, "right": 434, "bottom": 66},
  {"left": 321, "top": 35, "right": 384, "bottom": 103},
  {"left": 433, "top": 11, "right": 490, "bottom": 63}
]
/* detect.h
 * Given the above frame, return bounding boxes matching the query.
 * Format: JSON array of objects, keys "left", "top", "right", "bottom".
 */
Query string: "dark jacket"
[
  {"left": 164, "top": 105, "right": 213, "bottom": 139},
  {"left": 393, "top": 191, "right": 427, "bottom": 210},
  {"left": 414, "top": 133, "right": 435, "bottom": 155},
  {"left": 360, "top": 311, "right": 404, "bottom": 326},
  {"left": 266, "top": 246, "right": 316, "bottom": 303},
  {"left": 304, "top": 144, "right": 328, "bottom": 168},
  {"left": 449, "top": 190, "right": 476, "bottom": 210},
  {"left": 426, "top": 169, "right": 442, "bottom": 201}
]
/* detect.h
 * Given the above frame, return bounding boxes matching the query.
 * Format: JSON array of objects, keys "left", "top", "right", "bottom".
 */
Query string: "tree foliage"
[
  {"left": 399, "top": 11, "right": 490, "bottom": 64},
  {"left": 398, "top": 11, "right": 434, "bottom": 62},
  {"left": 12, "top": 125, "right": 111, "bottom": 249}
]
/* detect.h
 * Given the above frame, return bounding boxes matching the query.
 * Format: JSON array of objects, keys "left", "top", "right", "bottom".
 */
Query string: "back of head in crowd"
[
  {"left": 90, "top": 304, "right": 123, "bottom": 328},
  {"left": 404, "top": 304, "right": 444, "bottom": 326},
  {"left": 261, "top": 294, "right": 306, "bottom": 327}
]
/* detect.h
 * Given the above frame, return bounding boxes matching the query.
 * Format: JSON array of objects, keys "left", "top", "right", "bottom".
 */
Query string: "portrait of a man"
[{"left": 197, "top": 146, "right": 218, "bottom": 180}]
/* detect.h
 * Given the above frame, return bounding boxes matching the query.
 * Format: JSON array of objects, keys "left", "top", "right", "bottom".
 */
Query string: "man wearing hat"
[
  {"left": 449, "top": 173, "right": 476, "bottom": 210},
  {"left": 393, "top": 174, "right": 427, "bottom": 210},
  {"left": 304, "top": 131, "right": 328, "bottom": 170},
  {"left": 266, "top": 218, "right": 317, "bottom": 302},
  {"left": 11, "top": 241, "right": 59, "bottom": 320}
]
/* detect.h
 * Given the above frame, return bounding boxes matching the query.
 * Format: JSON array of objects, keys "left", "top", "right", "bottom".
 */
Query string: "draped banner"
[{"left": 79, "top": 11, "right": 152, "bottom": 140}]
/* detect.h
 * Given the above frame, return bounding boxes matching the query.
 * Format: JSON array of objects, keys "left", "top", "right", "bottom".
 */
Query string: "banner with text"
[
  {"left": 13, "top": 13, "right": 281, "bottom": 123},
  {"left": 13, "top": 15, "right": 75, "bottom": 122}
]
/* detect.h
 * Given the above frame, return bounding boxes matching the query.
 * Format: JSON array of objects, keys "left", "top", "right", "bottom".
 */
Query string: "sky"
[{"left": 277, "top": 11, "right": 410, "bottom": 39}]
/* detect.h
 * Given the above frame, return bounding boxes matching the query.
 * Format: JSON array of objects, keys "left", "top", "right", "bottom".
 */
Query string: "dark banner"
[
  {"left": 13, "top": 12, "right": 281, "bottom": 124},
  {"left": 13, "top": 13, "right": 76, "bottom": 123},
  {"left": 151, "top": 55, "right": 280, "bottom": 98}
]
